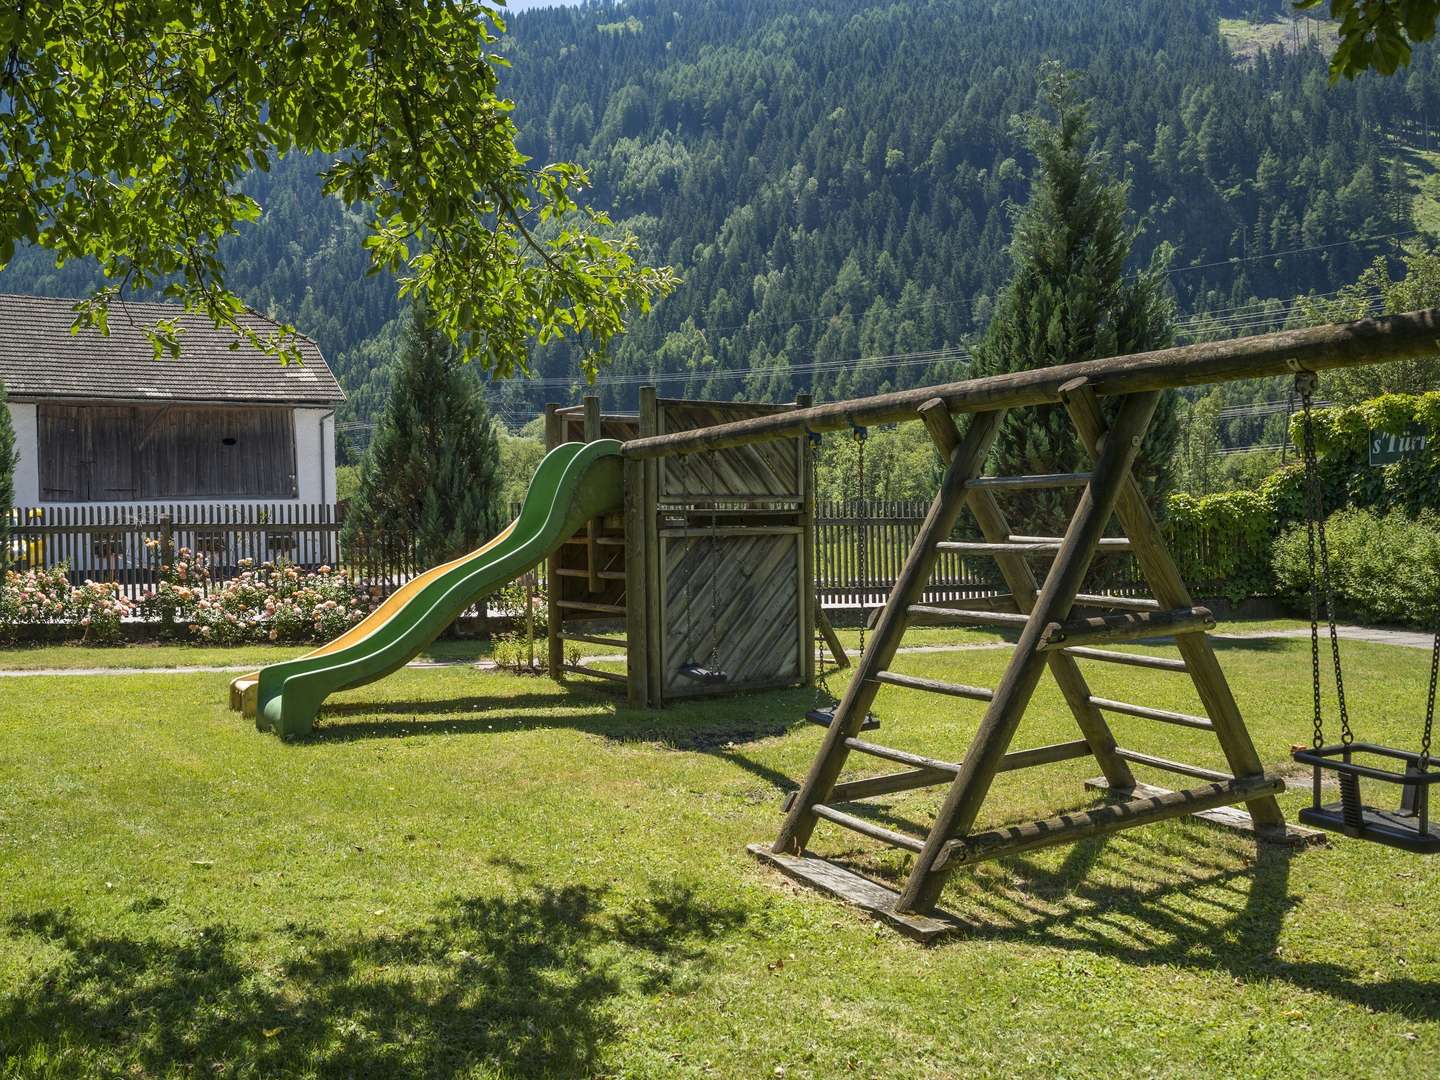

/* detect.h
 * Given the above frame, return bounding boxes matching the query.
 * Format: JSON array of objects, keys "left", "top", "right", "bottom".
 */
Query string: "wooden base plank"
[
  {"left": 1083, "top": 777, "right": 1327, "bottom": 846},
  {"left": 747, "top": 843, "right": 967, "bottom": 943}
]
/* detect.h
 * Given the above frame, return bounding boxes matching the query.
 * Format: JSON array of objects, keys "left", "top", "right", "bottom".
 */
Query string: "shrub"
[
  {"left": 1273, "top": 507, "right": 1440, "bottom": 627},
  {"left": 0, "top": 565, "right": 134, "bottom": 644},
  {"left": 138, "top": 550, "right": 377, "bottom": 644}
]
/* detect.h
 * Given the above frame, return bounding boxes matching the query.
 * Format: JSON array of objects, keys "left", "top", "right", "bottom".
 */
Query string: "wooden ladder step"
[
  {"left": 906, "top": 605, "right": 1030, "bottom": 627},
  {"left": 1061, "top": 646, "right": 1188, "bottom": 672},
  {"left": 832, "top": 738, "right": 1092, "bottom": 800},
  {"left": 559, "top": 631, "right": 628, "bottom": 648},
  {"left": 844, "top": 737, "right": 960, "bottom": 775},
  {"left": 1113, "top": 747, "right": 1234, "bottom": 783},
  {"left": 873, "top": 670, "right": 993, "bottom": 701},
  {"left": 938, "top": 774, "right": 1286, "bottom": 868},
  {"left": 555, "top": 567, "right": 627, "bottom": 582},
  {"left": 937, "top": 537, "right": 1131, "bottom": 555},
  {"left": 967, "top": 472, "right": 1093, "bottom": 490},
  {"left": 811, "top": 804, "right": 925, "bottom": 852},
  {"left": 555, "top": 599, "right": 628, "bottom": 615},
  {"left": 1087, "top": 696, "right": 1214, "bottom": 731},
  {"left": 563, "top": 535, "right": 625, "bottom": 547},
  {"left": 1037, "top": 606, "right": 1215, "bottom": 650},
  {"left": 1071, "top": 593, "right": 1161, "bottom": 612}
]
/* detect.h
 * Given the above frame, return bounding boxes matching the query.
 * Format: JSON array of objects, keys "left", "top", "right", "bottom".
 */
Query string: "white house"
[{"left": 0, "top": 293, "right": 344, "bottom": 509}]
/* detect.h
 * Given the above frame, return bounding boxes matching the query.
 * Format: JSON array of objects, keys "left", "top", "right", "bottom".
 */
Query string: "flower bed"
[
  {"left": 139, "top": 547, "right": 378, "bottom": 644},
  {"left": 0, "top": 565, "right": 135, "bottom": 644}
]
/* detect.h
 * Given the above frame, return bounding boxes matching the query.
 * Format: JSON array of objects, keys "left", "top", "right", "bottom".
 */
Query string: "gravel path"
[{"left": 0, "top": 623, "right": 1428, "bottom": 678}]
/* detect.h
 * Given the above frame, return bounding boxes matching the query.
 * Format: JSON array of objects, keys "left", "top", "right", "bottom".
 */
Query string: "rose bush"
[
  {"left": 0, "top": 565, "right": 134, "bottom": 644},
  {"left": 139, "top": 549, "right": 376, "bottom": 644}
]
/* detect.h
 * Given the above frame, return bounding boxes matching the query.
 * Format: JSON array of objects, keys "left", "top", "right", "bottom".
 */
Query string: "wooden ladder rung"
[
  {"left": 811, "top": 804, "right": 925, "bottom": 852},
  {"left": 560, "top": 662, "right": 627, "bottom": 683},
  {"left": 555, "top": 599, "right": 627, "bottom": 615},
  {"left": 834, "top": 738, "right": 1091, "bottom": 799},
  {"left": 1113, "top": 748, "right": 1234, "bottom": 783},
  {"left": 1012, "top": 535, "right": 1133, "bottom": 550},
  {"left": 555, "top": 568, "right": 627, "bottom": 582},
  {"left": 1071, "top": 593, "right": 1160, "bottom": 611},
  {"left": 829, "top": 767, "right": 953, "bottom": 803},
  {"left": 563, "top": 535, "right": 625, "bottom": 547},
  {"left": 559, "top": 631, "right": 628, "bottom": 648},
  {"left": 1060, "top": 646, "right": 1188, "bottom": 672},
  {"left": 967, "top": 472, "right": 1093, "bottom": 490},
  {"left": 1088, "top": 696, "right": 1214, "bottom": 730},
  {"left": 873, "top": 670, "right": 993, "bottom": 701},
  {"left": 938, "top": 540, "right": 1063, "bottom": 554},
  {"left": 844, "top": 737, "right": 961, "bottom": 775},
  {"left": 939, "top": 774, "right": 1286, "bottom": 868},
  {"left": 1037, "top": 606, "right": 1215, "bottom": 650},
  {"left": 906, "top": 605, "right": 1030, "bottom": 627}
]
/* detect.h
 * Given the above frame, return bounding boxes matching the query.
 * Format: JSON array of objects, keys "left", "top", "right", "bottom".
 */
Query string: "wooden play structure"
[
  {"left": 543, "top": 388, "right": 823, "bottom": 707},
  {"left": 595, "top": 309, "right": 1440, "bottom": 940}
]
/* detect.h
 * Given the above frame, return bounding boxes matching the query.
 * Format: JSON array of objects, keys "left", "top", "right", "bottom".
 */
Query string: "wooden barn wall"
[
  {"left": 38, "top": 403, "right": 298, "bottom": 501},
  {"left": 656, "top": 401, "right": 801, "bottom": 500},
  {"left": 661, "top": 530, "right": 802, "bottom": 696}
]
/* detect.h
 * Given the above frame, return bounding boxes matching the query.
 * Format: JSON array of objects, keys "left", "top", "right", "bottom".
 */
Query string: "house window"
[{"left": 38, "top": 404, "right": 298, "bottom": 501}]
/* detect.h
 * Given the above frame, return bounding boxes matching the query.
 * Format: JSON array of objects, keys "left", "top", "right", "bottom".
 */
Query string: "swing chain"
[
  {"left": 853, "top": 425, "right": 868, "bottom": 656},
  {"left": 1297, "top": 373, "right": 1353, "bottom": 748},
  {"left": 1424, "top": 626, "right": 1437, "bottom": 770}
]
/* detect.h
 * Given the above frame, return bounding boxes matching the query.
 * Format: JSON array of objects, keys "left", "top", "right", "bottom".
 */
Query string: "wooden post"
[
  {"left": 797, "top": 392, "right": 817, "bottom": 687},
  {"left": 544, "top": 403, "right": 565, "bottom": 678},
  {"left": 1063, "top": 385, "right": 1286, "bottom": 832},
  {"left": 916, "top": 401, "right": 1134, "bottom": 791},
  {"left": 583, "top": 395, "right": 603, "bottom": 594},
  {"left": 639, "top": 387, "right": 664, "bottom": 705},
  {"left": 771, "top": 407, "right": 1005, "bottom": 857},
  {"left": 624, "top": 456, "right": 650, "bottom": 706},
  {"left": 896, "top": 386, "right": 1160, "bottom": 914}
]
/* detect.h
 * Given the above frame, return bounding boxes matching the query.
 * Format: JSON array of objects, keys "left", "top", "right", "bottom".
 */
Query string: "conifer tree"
[
  {"left": 973, "top": 63, "right": 1178, "bottom": 537},
  {"left": 0, "top": 382, "right": 15, "bottom": 568},
  {"left": 341, "top": 303, "right": 502, "bottom": 571}
]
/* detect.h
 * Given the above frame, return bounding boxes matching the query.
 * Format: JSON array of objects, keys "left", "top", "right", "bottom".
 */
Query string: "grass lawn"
[{"left": 2, "top": 632, "right": 1437, "bottom": 1077}]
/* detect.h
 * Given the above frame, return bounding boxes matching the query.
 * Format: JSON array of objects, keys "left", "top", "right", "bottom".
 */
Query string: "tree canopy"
[
  {"left": 0, "top": 0, "right": 675, "bottom": 370},
  {"left": 1298, "top": 0, "right": 1440, "bottom": 79}
]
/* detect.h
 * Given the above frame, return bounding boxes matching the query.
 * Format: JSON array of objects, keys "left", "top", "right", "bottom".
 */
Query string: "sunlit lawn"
[{"left": 1, "top": 630, "right": 1437, "bottom": 1077}]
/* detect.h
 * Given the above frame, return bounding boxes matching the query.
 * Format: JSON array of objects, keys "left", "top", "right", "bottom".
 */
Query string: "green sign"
[{"left": 1369, "top": 425, "right": 1428, "bottom": 466}]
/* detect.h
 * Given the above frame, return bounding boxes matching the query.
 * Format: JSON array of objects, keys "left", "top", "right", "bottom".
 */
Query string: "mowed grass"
[{"left": 2, "top": 634, "right": 1438, "bottom": 1077}]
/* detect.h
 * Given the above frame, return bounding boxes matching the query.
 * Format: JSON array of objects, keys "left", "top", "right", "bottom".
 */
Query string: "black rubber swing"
[{"left": 1289, "top": 374, "right": 1439, "bottom": 853}]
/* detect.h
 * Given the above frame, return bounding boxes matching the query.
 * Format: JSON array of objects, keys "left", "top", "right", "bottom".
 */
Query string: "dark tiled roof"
[{"left": 0, "top": 293, "right": 344, "bottom": 405}]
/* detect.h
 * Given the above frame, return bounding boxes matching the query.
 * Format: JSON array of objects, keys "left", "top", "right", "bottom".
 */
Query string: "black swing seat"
[
  {"left": 679, "top": 663, "right": 730, "bottom": 686},
  {"left": 1291, "top": 742, "right": 1440, "bottom": 854},
  {"left": 805, "top": 707, "right": 880, "bottom": 732}
]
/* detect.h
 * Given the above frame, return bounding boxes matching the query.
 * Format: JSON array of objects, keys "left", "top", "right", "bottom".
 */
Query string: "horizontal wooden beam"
[
  {"left": 1060, "top": 646, "right": 1188, "bottom": 672},
  {"left": 938, "top": 775, "right": 1286, "bottom": 868},
  {"left": 906, "top": 605, "right": 1030, "bottom": 627},
  {"left": 1088, "top": 696, "right": 1215, "bottom": 731},
  {"left": 811, "top": 803, "right": 925, "bottom": 852},
  {"left": 872, "top": 670, "right": 994, "bottom": 701},
  {"left": 621, "top": 309, "right": 1440, "bottom": 459},
  {"left": 1071, "top": 593, "right": 1161, "bottom": 612},
  {"left": 828, "top": 739, "right": 1093, "bottom": 804},
  {"left": 1037, "top": 606, "right": 1215, "bottom": 650},
  {"left": 1113, "top": 747, "right": 1234, "bottom": 783},
  {"left": 967, "top": 472, "right": 1092, "bottom": 490}
]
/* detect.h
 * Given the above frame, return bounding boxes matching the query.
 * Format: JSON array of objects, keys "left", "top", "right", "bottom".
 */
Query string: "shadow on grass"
[
  {"left": 2, "top": 879, "right": 746, "bottom": 1078},
  {"left": 311, "top": 684, "right": 816, "bottom": 751},
  {"left": 953, "top": 832, "right": 1440, "bottom": 1022}
]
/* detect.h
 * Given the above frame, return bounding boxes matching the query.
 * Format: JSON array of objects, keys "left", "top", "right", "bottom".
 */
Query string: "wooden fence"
[{"left": 4, "top": 498, "right": 1269, "bottom": 613}]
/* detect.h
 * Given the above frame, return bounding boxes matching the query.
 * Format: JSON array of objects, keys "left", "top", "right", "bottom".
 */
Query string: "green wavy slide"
[{"left": 235, "top": 439, "right": 624, "bottom": 738}]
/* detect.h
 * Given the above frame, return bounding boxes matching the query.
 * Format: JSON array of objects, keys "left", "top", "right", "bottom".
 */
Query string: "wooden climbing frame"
[{"left": 744, "top": 379, "right": 1317, "bottom": 939}]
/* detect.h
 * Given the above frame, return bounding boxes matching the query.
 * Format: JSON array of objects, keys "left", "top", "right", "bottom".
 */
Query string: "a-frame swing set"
[{"left": 621, "top": 308, "right": 1440, "bottom": 941}]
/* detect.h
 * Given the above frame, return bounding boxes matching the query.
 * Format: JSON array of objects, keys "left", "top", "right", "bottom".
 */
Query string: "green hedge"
[
  {"left": 1159, "top": 392, "right": 1440, "bottom": 603},
  {"left": 1273, "top": 508, "right": 1440, "bottom": 627}
]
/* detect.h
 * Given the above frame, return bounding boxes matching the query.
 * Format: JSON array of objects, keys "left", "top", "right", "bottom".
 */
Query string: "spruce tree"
[
  {"left": 0, "top": 382, "right": 16, "bottom": 569},
  {"left": 341, "top": 303, "right": 502, "bottom": 571},
  {"left": 972, "top": 64, "right": 1178, "bottom": 537}
]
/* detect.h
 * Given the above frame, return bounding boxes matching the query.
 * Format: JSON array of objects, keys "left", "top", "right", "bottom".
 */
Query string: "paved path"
[{"left": 0, "top": 624, "right": 1429, "bottom": 678}]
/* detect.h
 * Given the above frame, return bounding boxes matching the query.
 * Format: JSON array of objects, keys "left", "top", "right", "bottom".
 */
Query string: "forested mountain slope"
[{"left": 2, "top": 0, "right": 1433, "bottom": 428}]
